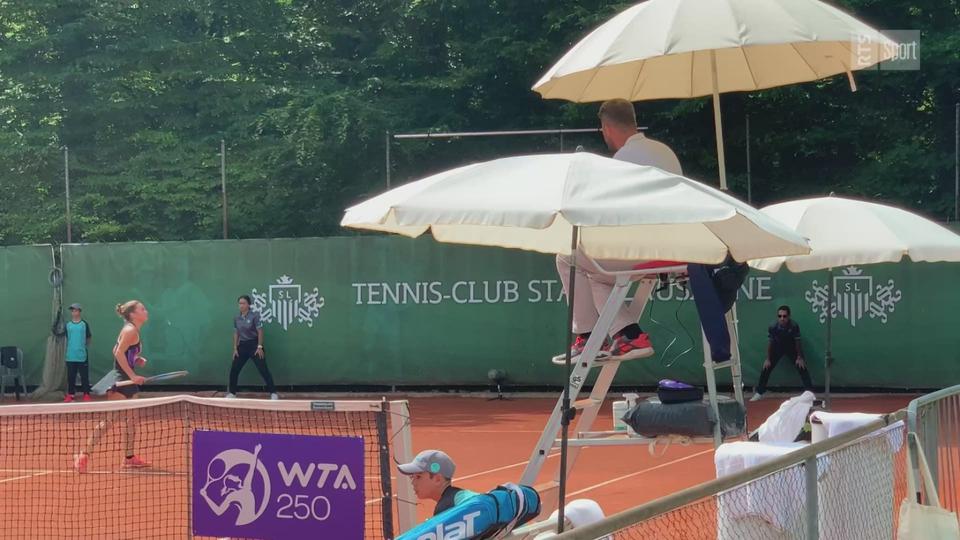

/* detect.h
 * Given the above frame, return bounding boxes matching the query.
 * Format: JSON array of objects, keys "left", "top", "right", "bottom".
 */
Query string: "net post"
[
  {"left": 390, "top": 400, "right": 416, "bottom": 533},
  {"left": 377, "top": 398, "right": 396, "bottom": 539},
  {"left": 804, "top": 455, "right": 819, "bottom": 540},
  {"left": 185, "top": 400, "right": 194, "bottom": 539}
]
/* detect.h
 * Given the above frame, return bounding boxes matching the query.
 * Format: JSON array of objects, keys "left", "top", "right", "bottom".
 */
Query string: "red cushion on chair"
[{"left": 633, "top": 260, "right": 685, "bottom": 270}]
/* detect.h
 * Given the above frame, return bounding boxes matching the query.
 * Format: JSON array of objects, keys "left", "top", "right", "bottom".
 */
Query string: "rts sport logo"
[{"left": 192, "top": 431, "right": 364, "bottom": 540}]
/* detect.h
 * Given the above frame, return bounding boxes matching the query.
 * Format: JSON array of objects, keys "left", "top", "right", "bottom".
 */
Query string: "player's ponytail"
[{"left": 117, "top": 300, "right": 141, "bottom": 321}]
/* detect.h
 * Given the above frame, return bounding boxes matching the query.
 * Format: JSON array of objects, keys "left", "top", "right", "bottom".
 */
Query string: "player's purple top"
[
  {"left": 125, "top": 342, "right": 141, "bottom": 367},
  {"left": 115, "top": 341, "right": 141, "bottom": 379}
]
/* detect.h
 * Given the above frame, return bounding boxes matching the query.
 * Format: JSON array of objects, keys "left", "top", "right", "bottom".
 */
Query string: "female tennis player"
[
  {"left": 74, "top": 300, "right": 152, "bottom": 473},
  {"left": 226, "top": 295, "right": 278, "bottom": 400}
]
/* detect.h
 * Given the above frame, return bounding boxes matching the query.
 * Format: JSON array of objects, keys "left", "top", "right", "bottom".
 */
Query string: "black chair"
[{"left": 0, "top": 346, "right": 26, "bottom": 401}]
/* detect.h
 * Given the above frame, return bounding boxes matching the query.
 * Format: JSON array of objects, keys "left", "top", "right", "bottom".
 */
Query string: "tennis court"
[{"left": 0, "top": 391, "right": 916, "bottom": 538}]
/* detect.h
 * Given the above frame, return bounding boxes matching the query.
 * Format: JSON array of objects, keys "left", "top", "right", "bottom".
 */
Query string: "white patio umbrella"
[
  {"left": 343, "top": 152, "right": 810, "bottom": 262},
  {"left": 751, "top": 196, "right": 960, "bottom": 405},
  {"left": 532, "top": 0, "right": 898, "bottom": 190},
  {"left": 343, "top": 152, "right": 810, "bottom": 531}
]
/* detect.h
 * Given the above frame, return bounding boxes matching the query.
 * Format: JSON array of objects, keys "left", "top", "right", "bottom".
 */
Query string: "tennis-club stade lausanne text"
[{"left": 351, "top": 276, "right": 775, "bottom": 305}]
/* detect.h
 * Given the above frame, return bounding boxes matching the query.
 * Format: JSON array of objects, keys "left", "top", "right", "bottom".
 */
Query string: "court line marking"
[
  {"left": 0, "top": 468, "right": 185, "bottom": 477},
  {"left": 365, "top": 452, "right": 563, "bottom": 505},
  {"left": 366, "top": 447, "right": 710, "bottom": 502},
  {"left": 2, "top": 467, "right": 391, "bottom": 508},
  {"left": 567, "top": 448, "right": 714, "bottom": 497},
  {"left": 457, "top": 452, "right": 561, "bottom": 481},
  {"left": 1, "top": 468, "right": 402, "bottom": 482},
  {"left": 0, "top": 471, "right": 52, "bottom": 484},
  {"left": 1, "top": 448, "right": 713, "bottom": 500}
]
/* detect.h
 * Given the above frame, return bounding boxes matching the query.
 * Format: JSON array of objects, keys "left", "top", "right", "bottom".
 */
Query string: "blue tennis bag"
[{"left": 398, "top": 483, "right": 541, "bottom": 540}]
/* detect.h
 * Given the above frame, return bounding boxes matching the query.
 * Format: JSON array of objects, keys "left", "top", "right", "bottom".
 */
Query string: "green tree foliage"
[{"left": 0, "top": 0, "right": 957, "bottom": 244}]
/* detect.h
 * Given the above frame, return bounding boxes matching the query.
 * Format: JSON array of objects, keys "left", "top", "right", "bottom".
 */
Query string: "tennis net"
[{"left": 0, "top": 395, "right": 414, "bottom": 539}]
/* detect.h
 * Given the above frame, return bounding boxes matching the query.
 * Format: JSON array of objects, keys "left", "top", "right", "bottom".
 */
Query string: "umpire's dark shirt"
[{"left": 768, "top": 320, "right": 801, "bottom": 353}]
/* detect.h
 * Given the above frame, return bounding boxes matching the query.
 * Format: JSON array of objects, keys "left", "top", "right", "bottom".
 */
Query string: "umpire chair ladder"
[{"left": 519, "top": 263, "right": 745, "bottom": 515}]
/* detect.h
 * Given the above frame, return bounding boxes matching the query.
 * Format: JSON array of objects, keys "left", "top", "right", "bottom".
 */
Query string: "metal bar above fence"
[
  {"left": 392, "top": 128, "right": 601, "bottom": 140},
  {"left": 384, "top": 126, "right": 650, "bottom": 189},
  {"left": 220, "top": 139, "right": 228, "bottom": 240},
  {"left": 385, "top": 127, "right": 611, "bottom": 189},
  {"left": 64, "top": 147, "right": 71, "bottom": 243}
]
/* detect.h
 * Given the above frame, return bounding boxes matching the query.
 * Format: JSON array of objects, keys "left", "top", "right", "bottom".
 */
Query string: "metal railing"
[
  {"left": 907, "top": 383, "right": 960, "bottom": 516},
  {"left": 554, "top": 410, "right": 907, "bottom": 540}
]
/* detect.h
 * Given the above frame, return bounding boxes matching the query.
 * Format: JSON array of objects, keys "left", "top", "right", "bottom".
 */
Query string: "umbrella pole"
[
  {"left": 825, "top": 268, "right": 834, "bottom": 409},
  {"left": 710, "top": 50, "right": 728, "bottom": 191},
  {"left": 557, "top": 226, "right": 579, "bottom": 534}
]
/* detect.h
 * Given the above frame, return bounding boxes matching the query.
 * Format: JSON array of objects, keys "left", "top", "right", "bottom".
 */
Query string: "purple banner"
[{"left": 192, "top": 430, "right": 365, "bottom": 540}]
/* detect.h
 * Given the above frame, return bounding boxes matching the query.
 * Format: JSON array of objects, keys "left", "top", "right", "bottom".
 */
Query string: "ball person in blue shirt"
[{"left": 64, "top": 303, "right": 92, "bottom": 402}]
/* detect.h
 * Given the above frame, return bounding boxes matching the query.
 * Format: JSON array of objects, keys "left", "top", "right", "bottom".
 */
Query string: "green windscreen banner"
[
  {"left": 1, "top": 245, "right": 55, "bottom": 384},
  {"left": 57, "top": 237, "right": 959, "bottom": 390}
]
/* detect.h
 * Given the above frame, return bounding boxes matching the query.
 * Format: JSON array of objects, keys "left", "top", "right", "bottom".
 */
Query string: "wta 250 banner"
[{"left": 192, "top": 431, "right": 364, "bottom": 540}]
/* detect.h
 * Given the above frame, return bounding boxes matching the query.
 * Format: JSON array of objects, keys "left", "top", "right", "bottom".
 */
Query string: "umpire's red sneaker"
[
  {"left": 603, "top": 333, "right": 655, "bottom": 362},
  {"left": 63, "top": 394, "right": 74, "bottom": 403},
  {"left": 551, "top": 334, "right": 587, "bottom": 364},
  {"left": 551, "top": 335, "right": 612, "bottom": 365}
]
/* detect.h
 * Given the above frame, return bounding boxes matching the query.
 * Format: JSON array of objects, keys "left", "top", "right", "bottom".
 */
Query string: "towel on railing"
[
  {"left": 810, "top": 412, "right": 904, "bottom": 452},
  {"left": 715, "top": 441, "right": 808, "bottom": 534},
  {"left": 757, "top": 391, "right": 816, "bottom": 444}
]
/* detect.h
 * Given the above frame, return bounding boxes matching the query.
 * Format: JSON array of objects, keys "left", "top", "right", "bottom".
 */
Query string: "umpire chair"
[{"left": 0, "top": 346, "right": 26, "bottom": 401}]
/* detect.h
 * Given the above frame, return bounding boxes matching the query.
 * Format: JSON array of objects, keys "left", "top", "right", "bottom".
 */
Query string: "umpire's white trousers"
[{"left": 556, "top": 251, "right": 646, "bottom": 337}]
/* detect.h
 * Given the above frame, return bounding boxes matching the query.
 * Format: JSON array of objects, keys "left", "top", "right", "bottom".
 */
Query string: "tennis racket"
[
  {"left": 90, "top": 370, "right": 121, "bottom": 396},
  {"left": 115, "top": 370, "right": 189, "bottom": 387}
]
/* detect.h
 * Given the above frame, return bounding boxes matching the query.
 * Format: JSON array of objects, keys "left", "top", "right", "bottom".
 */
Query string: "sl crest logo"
[
  {"left": 804, "top": 266, "right": 902, "bottom": 327},
  {"left": 251, "top": 275, "right": 325, "bottom": 331}
]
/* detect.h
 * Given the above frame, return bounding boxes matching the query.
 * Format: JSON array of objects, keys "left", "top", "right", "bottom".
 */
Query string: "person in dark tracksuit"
[
  {"left": 751, "top": 305, "right": 814, "bottom": 401},
  {"left": 226, "top": 295, "right": 278, "bottom": 400}
]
